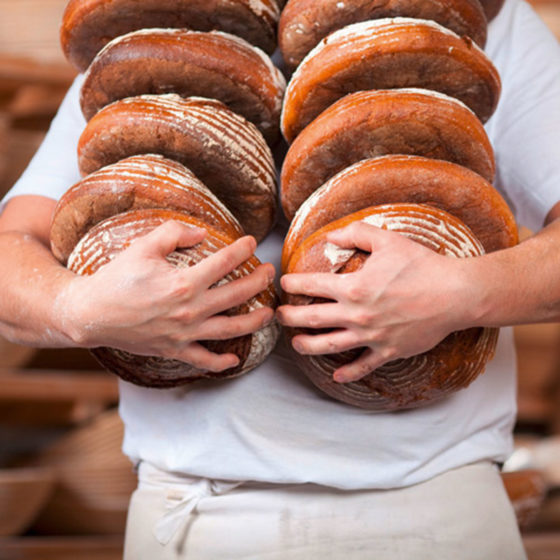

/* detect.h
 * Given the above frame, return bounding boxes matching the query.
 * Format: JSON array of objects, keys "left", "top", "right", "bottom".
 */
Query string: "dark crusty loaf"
[
  {"left": 281, "top": 17, "right": 501, "bottom": 142},
  {"left": 67, "top": 208, "right": 279, "bottom": 388},
  {"left": 283, "top": 203, "right": 498, "bottom": 410},
  {"left": 281, "top": 88, "right": 495, "bottom": 221},
  {"left": 80, "top": 29, "right": 286, "bottom": 145},
  {"left": 50, "top": 154, "right": 245, "bottom": 264},
  {"left": 282, "top": 155, "right": 517, "bottom": 272},
  {"left": 61, "top": 0, "right": 280, "bottom": 71},
  {"left": 279, "top": 0, "right": 488, "bottom": 69},
  {"left": 78, "top": 95, "right": 277, "bottom": 242}
]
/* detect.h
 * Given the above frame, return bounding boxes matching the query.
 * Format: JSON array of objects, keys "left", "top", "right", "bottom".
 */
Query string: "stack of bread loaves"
[
  {"left": 279, "top": 0, "right": 518, "bottom": 410},
  {"left": 49, "top": 0, "right": 286, "bottom": 388}
]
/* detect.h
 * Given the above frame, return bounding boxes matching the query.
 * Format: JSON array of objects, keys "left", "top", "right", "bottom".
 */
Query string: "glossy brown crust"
[
  {"left": 67, "top": 209, "right": 279, "bottom": 388},
  {"left": 80, "top": 29, "right": 285, "bottom": 145},
  {"left": 281, "top": 18, "right": 501, "bottom": 142},
  {"left": 281, "top": 89, "right": 495, "bottom": 221},
  {"left": 480, "top": 0, "right": 505, "bottom": 21},
  {"left": 50, "top": 154, "right": 244, "bottom": 264},
  {"left": 77, "top": 95, "right": 277, "bottom": 242},
  {"left": 279, "top": 0, "right": 488, "bottom": 69},
  {"left": 282, "top": 155, "right": 517, "bottom": 272},
  {"left": 283, "top": 203, "right": 498, "bottom": 411},
  {"left": 60, "top": 0, "right": 280, "bottom": 71}
]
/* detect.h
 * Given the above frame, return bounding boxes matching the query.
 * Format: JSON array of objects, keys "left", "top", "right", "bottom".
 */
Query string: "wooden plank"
[
  {"left": 0, "top": 0, "right": 69, "bottom": 65},
  {"left": 0, "top": 370, "right": 119, "bottom": 402},
  {"left": 0, "top": 536, "right": 124, "bottom": 560},
  {"left": 523, "top": 532, "right": 560, "bottom": 560}
]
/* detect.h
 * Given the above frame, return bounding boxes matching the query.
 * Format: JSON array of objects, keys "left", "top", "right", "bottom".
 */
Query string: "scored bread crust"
[
  {"left": 280, "top": 88, "right": 495, "bottom": 221},
  {"left": 279, "top": 0, "right": 488, "bottom": 69},
  {"left": 78, "top": 95, "right": 277, "bottom": 242},
  {"left": 282, "top": 155, "right": 517, "bottom": 272},
  {"left": 50, "top": 154, "right": 245, "bottom": 265},
  {"left": 281, "top": 18, "right": 501, "bottom": 143},
  {"left": 283, "top": 203, "right": 498, "bottom": 411},
  {"left": 67, "top": 208, "right": 279, "bottom": 388},
  {"left": 61, "top": 0, "right": 280, "bottom": 71},
  {"left": 80, "top": 29, "right": 286, "bottom": 145}
]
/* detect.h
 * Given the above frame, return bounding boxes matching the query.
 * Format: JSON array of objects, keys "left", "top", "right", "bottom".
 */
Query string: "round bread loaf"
[
  {"left": 281, "top": 18, "right": 501, "bottom": 142},
  {"left": 282, "top": 155, "right": 517, "bottom": 271},
  {"left": 78, "top": 95, "right": 277, "bottom": 242},
  {"left": 283, "top": 203, "right": 498, "bottom": 411},
  {"left": 281, "top": 88, "right": 495, "bottom": 221},
  {"left": 80, "top": 29, "right": 286, "bottom": 145},
  {"left": 50, "top": 154, "right": 244, "bottom": 264},
  {"left": 61, "top": 0, "right": 280, "bottom": 71},
  {"left": 67, "top": 208, "right": 279, "bottom": 388},
  {"left": 279, "top": 0, "right": 487, "bottom": 69}
]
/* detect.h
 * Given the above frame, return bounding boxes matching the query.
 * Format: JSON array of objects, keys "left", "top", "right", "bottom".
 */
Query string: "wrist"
[
  {"left": 453, "top": 255, "right": 495, "bottom": 330},
  {"left": 52, "top": 274, "right": 96, "bottom": 347}
]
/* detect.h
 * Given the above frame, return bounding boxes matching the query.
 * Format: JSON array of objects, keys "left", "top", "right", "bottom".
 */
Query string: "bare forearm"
[
  {"left": 0, "top": 231, "right": 79, "bottom": 347},
  {"left": 466, "top": 217, "right": 560, "bottom": 328}
]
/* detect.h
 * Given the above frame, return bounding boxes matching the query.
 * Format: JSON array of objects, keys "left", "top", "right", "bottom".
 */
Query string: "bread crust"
[
  {"left": 281, "top": 89, "right": 495, "bottom": 221},
  {"left": 61, "top": 0, "right": 280, "bottom": 71},
  {"left": 78, "top": 95, "right": 277, "bottom": 241},
  {"left": 282, "top": 155, "right": 517, "bottom": 271},
  {"left": 279, "top": 0, "right": 488, "bottom": 69},
  {"left": 479, "top": 0, "right": 505, "bottom": 21},
  {"left": 283, "top": 203, "right": 498, "bottom": 410},
  {"left": 281, "top": 18, "right": 500, "bottom": 142},
  {"left": 50, "top": 154, "right": 245, "bottom": 264},
  {"left": 80, "top": 29, "right": 286, "bottom": 145},
  {"left": 67, "top": 208, "right": 279, "bottom": 388}
]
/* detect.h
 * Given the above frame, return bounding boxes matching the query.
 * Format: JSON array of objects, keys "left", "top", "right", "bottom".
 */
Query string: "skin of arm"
[
  {"left": 277, "top": 201, "right": 560, "bottom": 383},
  {"left": 0, "top": 195, "right": 275, "bottom": 372}
]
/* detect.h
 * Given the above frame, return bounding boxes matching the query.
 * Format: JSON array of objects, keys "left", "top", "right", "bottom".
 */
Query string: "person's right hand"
[{"left": 57, "top": 221, "right": 275, "bottom": 372}]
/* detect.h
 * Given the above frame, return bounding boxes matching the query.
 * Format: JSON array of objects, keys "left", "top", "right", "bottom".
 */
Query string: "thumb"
[
  {"left": 137, "top": 220, "right": 207, "bottom": 259},
  {"left": 326, "top": 221, "right": 388, "bottom": 253}
]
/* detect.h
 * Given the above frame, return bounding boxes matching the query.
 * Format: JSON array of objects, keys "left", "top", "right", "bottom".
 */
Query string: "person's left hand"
[{"left": 277, "top": 222, "right": 475, "bottom": 384}]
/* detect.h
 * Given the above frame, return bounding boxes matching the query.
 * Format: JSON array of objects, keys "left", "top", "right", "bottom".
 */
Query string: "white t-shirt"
[{"left": 3, "top": 0, "right": 560, "bottom": 489}]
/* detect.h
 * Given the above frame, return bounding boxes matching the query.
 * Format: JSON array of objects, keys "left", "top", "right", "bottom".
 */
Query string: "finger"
[
  {"left": 291, "top": 329, "right": 360, "bottom": 355},
  {"left": 333, "top": 348, "right": 388, "bottom": 383},
  {"left": 326, "top": 221, "right": 391, "bottom": 253},
  {"left": 136, "top": 221, "right": 207, "bottom": 259},
  {"left": 276, "top": 302, "right": 348, "bottom": 329},
  {"left": 281, "top": 272, "right": 344, "bottom": 300},
  {"left": 195, "top": 307, "right": 274, "bottom": 340},
  {"left": 187, "top": 235, "right": 257, "bottom": 289},
  {"left": 176, "top": 341, "right": 240, "bottom": 372},
  {"left": 203, "top": 263, "right": 275, "bottom": 315}
]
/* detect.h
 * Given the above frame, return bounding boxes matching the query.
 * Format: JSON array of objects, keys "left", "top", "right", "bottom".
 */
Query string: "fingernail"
[
  {"left": 333, "top": 371, "right": 349, "bottom": 384},
  {"left": 293, "top": 340, "right": 304, "bottom": 353}
]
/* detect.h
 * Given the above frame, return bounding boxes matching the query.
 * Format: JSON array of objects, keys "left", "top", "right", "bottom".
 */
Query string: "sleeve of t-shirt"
[
  {"left": 0, "top": 74, "right": 86, "bottom": 212},
  {"left": 485, "top": 0, "right": 560, "bottom": 232}
]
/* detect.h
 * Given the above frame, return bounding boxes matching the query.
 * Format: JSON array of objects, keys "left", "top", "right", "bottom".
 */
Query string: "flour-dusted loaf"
[
  {"left": 281, "top": 18, "right": 501, "bottom": 142},
  {"left": 282, "top": 155, "right": 517, "bottom": 271},
  {"left": 279, "top": 0, "right": 487, "bottom": 69},
  {"left": 61, "top": 0, "right": 280, "bottom": 71},
  {"left": 80, "top": 29, "right": 286, "bottom": 145},
  {"left": 50, "top": 154, "right": 245, "bottom": 264},
  {"left": 281, "top": 88, "right": 495, "bottom": 221},
  {"left": 283, "top": 203, "right": 498, "bottom": 411},
  {"left": 77, "top": 95, "right": 277, "bottom": 242},
  {"left": 67, "top": 208, "right": 279, "bottom": 388}
]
